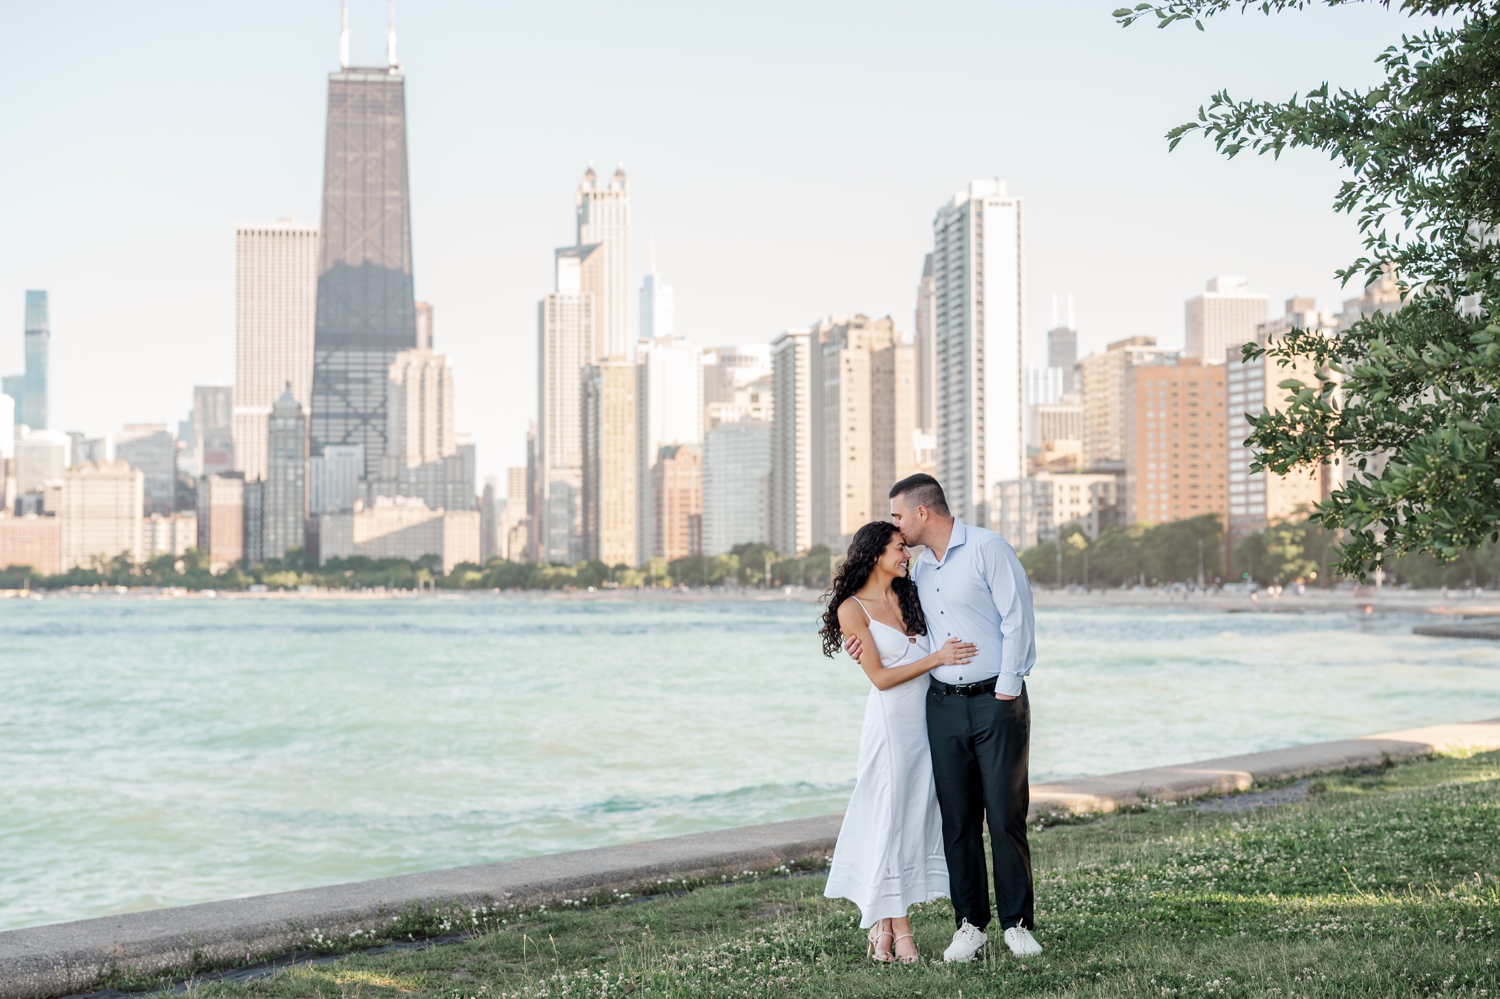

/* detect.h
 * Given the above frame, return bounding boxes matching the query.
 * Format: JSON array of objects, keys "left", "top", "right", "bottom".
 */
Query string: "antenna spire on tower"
[
  {"left": 386, "top": 0, "right": 400, "bottom": 70},
  {"left": 339, "top": 0, "right": 350, "bottom": 70}
]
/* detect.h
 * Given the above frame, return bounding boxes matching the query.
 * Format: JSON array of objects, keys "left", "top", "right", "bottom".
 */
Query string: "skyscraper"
[
  {"left": 244, "top": 478, "right": 266, "bottom": 566},
  {"left": 5, "top": 291, "right": 49, "bottom": 430},
  {"left": 914, "top": 255, "right": 936, "bottom": 434},
  {"left": 770, "top": 328, "right": 812, "bottom": 558},
  {"left": 386, "top": 348, "right": 455, "bottom": 469},
  {"left": 654, "top": 444, "right": 702, "bottom": 562},
  {"left": 809, "top": 315, "right": 915, "bottom": 550},
  {"left": 634, "top": 336, "right": 702, "bottom": 563},
  {"left": 577, "top": 165, "right": 631, "bottom": 360},
  {"left": 59, "top": 462, "right": 143, "bottom": 571},
  {"left": 640, "top": 269, "right": 674, "bottom": 341},
  {"left": 197, "top": 472, "right": 245, "bottom": 571},
  {"left": 193, "top": 386, "right": 236, "bottom": 479},
  {"left": 415, "top": 301, "right": 434, "bottom": 349},
  {"left": 265, "top": 386, "right": 308, "bottom": 561},
  {"left": 1047, "top": 291, "right": 1079, "bottom": 393},
  {"left": 480, "top": 476, "right": 499, "bottom": 562},
  {"left": 0, "top": 376, "right": 19, "bottom": 428},
  {"left": 582, "top": 358, "right": 637, "bottom": 567},
  {"left": 931, "top": 179, "right": 1024, "bottom": 528},
  {"left": 13, "top": 427, "right": 68, "bottom": 497},
  {"left": 1125, "top": 360, "right": 1228, "bottom": 526},
  {"left": 234, "top": 221, "right": 319, "bottom": 481},
  {"left": 537, "top": 252, "right": 594, "bottom": 565},
  {"left": 21, "top": 291, "right": 48, "bottom": 430},
  {"left": 309, "top": 10, "right": 418, "bottom": 480},
  {"left": 1079, "top": 336, "right": 1179, "bottom": 472},
  {"left": 1225, "top": 298, "right": 1339, "bottom": 549},
  {"left": 114, "top": 425, "right": 177, "bottom": 517},
  {"left": 702, "top": 419, "right": 772, "bottom": 555},
  {"left": 309, "top": 444, "right": 364, "bottom": 515},
  {"left": 702, "top": 345, "right": 772, "bottom": 431},
  {"left": 1184, "top": 276, "right": 1269, "bottom": 364}
]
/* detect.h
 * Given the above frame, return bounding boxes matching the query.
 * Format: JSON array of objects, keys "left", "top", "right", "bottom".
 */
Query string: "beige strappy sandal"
[
  {"left": 893, "top": 932, "right": 919, "bottom": 964},
  {"left": 867, "top": 925, "right": 895, "bottom": 963}
]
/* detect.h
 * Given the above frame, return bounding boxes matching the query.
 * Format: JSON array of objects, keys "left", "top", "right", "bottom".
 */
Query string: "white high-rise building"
[
  {"left": 59, "top": 461, "right": 143, "bottom": 570},
  {"left": 233, "top": 220, "right": 319, "bottom": 481},
  {"left": 1185, "top": 275, "right": 1269, "bottom": 364},
  {"left": 387, "top": 348, "right": 456, "bottom": 468},
  {"left": 931, "top": 179, "right": 1024, "bottom": 527},
  {"left": 770, "top": 329, "right": 812, "bottom": 557},
  {"left": 576, "top": 164, "right": 631, "bottom": 360},
  {"left": 634, "top": 336, "right": 703, "bottom": 564},
  {"left": 538, "top": 249, "right": 595, "bottom": 565},
  {"left": 640, "top": 270, "right": 675, "bottom": 341}
]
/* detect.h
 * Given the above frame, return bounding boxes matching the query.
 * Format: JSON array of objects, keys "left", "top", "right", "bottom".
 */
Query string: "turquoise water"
[{"left": 3, "top": 593, "right": 1500, "bottom": 932}]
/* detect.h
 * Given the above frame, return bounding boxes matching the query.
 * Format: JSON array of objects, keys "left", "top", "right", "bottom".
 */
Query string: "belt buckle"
[{"left": 954, "top": 681, "right": 981, "bottom": 696}]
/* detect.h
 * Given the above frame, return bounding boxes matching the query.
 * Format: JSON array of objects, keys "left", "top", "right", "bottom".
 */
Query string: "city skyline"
[{"left": 0, "top": 1, "right": 1416, "bottom": 485}]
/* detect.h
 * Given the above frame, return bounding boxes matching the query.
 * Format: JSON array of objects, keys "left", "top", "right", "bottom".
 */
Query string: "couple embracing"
[{"left": 817, "top": 473, "right": 1042, "bottom": 965}]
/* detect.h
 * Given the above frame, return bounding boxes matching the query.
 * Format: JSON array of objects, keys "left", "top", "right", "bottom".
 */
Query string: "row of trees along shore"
[
  {"left": 0, "top": 543, "right": 843, "bottom": 593},
  {"left": 8, "top": 520, "right": 1498, "bottom": 593},
  {"left": 1018, "top": 514, "right": 1500, "bottom": 590}
]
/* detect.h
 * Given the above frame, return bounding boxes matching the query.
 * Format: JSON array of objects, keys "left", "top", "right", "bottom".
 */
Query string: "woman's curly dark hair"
[{"left": 818, "top": 521, "right": 926, "bottom": 657}]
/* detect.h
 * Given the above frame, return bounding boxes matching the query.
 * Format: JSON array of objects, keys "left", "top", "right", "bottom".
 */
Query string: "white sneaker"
[
  {"left": 942, "top": 920, "right": 987, "bottom": 963},
  {"left": 1003, "top": 925, "right": 1043, "bottom": 957}
]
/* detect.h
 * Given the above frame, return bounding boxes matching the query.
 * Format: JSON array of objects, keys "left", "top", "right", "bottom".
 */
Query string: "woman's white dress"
[{"left": 823, "top": 598, "right": 949, "bottom": 927}]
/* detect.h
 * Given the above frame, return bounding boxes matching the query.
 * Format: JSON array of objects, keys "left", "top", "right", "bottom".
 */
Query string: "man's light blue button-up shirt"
[{"left": 910, "top": 519, "right": 1036, "bottom": 696}]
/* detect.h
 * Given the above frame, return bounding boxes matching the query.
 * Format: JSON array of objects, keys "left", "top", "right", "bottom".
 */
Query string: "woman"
[{"left": 819, "top": 520, "right": 978, "bottom": 964}]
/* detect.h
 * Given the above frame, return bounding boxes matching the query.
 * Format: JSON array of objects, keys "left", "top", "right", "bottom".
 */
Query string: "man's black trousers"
[{"left": 926, "top": 681, "right": 1034, "bottom": 931}]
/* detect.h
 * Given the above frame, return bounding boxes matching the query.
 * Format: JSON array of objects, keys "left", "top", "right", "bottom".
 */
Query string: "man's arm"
[{"left": 983, "top": 538, "right": 1036, "bottom": 698}]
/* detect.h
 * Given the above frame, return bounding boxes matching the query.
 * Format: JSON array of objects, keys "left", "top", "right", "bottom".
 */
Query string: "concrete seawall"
[{"left": 5, "top": 718, "right": 1498, "bottom": 998}]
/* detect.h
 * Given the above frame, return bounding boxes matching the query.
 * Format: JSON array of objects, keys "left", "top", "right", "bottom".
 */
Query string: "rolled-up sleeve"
[{"left": 982, "top": 538, "right": 1036, "bottom": 696}]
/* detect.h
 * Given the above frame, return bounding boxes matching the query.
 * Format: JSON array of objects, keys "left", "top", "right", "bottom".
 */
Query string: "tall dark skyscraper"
[{"left": 309, "top": 5, "right": 416, "bottom": 478}]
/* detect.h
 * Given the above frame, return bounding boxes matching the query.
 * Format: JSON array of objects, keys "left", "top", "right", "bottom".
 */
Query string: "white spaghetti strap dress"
[{"left": 823, "top": 597, "right": 949, "bottom": 927}]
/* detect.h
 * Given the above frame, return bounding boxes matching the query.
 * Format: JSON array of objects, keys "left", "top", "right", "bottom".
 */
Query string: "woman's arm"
[{"left": 838, "top": 601, "right": 976, "bottom": 691}]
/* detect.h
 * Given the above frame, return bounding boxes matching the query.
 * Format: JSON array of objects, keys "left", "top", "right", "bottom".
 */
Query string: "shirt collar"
[{"left": 918, "top": 519, "right": 966, "bottom": 567}]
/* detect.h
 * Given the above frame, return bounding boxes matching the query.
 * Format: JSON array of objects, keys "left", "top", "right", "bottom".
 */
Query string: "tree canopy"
[{"left": 1119, "top": 0, "right": 1500, "bottom": 577}]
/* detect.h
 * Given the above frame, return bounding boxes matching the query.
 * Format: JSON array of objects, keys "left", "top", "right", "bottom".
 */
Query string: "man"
[{"left": 845, "top": 472, "right": 1041, "bottom": 961}]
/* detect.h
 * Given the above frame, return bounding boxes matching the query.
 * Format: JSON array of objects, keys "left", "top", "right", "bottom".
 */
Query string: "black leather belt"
[{"left": 930, "top": 676, "right": 998, "bottom": 697}]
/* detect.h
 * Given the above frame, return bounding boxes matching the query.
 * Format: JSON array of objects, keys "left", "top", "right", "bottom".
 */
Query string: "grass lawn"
[{"left": 180, "top": 750, "right": 1500, "bottom": 998}]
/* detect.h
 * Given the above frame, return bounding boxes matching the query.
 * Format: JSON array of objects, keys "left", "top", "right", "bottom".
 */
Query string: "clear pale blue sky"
[{"left": 0, "top": 1, "right": 1435, "bottom": 480}]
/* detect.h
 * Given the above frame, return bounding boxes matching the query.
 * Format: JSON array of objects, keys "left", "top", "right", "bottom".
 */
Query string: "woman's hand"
[{"left": 934, "top": 637, "right": 978, "bottom": 665}]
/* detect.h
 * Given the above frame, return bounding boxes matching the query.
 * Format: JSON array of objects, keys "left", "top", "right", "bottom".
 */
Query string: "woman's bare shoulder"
[{"left": 835, "top": 596, "right": 868, "bottom": 628}]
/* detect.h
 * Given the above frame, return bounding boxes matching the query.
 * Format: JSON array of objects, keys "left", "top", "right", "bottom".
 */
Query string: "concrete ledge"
[
  {"left": 1029, "top": 719, "right": 1500, "bottom": 816},
  {"left": 0, "top": 816, "right": 842, "bottom": 999},
  {"left": 4, "top": 719, "right": 1498, "bottom": 998}
]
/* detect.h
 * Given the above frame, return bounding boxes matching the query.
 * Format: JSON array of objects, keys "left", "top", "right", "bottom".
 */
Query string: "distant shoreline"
[{"left": 3, "top": 583, "right": 1497, "bottom": 618}]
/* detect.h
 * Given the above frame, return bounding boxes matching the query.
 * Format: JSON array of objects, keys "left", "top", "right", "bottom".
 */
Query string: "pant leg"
[
  {"left": 926, "top": 685, "right": 991, "bottom": 930},
  {"left": 973, "top": 684, "right": 1034, "bottom": 930}
]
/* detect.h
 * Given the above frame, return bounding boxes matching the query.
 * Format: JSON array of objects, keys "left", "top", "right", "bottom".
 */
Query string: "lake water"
[{"left": 3, "top": 592, "right": 1499, "bottom": 932}]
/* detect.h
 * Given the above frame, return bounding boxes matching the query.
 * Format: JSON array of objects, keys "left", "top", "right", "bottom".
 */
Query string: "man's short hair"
[{"left": 889, "top": 473, "right": 950, "bottom": 516}]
